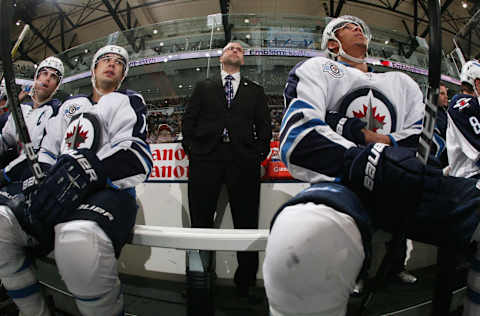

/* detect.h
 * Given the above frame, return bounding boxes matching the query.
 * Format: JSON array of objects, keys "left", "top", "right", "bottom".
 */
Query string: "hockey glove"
[
  {"left": 343, "top": 143, "right": 428, "bottom": 227},
  {"left": 27, "top": 149, "right": 107, "bottom": 228},
  {"left": 325, "top": 111, "right": 367, "bottom": 145}
]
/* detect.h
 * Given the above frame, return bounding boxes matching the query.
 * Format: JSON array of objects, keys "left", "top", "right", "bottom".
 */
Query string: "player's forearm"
[{"left": 362, "top": 129, "right": 391, "bottom": 145}]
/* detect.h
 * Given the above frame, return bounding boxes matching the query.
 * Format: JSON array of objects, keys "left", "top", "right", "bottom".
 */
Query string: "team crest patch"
[
  {"left": 453, "top": 97, "right": 472, "bottom": 111},
  {"left": 339, "top": 88, "right": 397, "bottom": 133},
  {"left": 323, "top": 62, "right": 344, "bottom": 79},
  {"left": 64, "top": 104, "right": 80, "bottom": 119},
  {"left": 61, "top": 112, "right": 101, "bottom": 152}
]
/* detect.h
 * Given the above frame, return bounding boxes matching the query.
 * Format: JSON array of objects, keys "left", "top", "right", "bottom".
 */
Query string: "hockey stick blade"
[
  {"left": 416, "top": 0, "right": 441, "bottom": 165},
  {"left": 0, "top": 0, "right": 44, "bottom": 182},
  {"left": 0, "top": 24, "right": 29, "bottom": 86}
]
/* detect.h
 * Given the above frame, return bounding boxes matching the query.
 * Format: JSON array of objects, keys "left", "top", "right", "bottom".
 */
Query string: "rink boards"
[{"left": 117, "top": 180, "right": 439, "bottom": 281}]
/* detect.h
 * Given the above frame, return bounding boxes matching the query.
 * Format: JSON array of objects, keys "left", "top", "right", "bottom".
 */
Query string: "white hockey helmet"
[
  {"left": 35, "top": 56, "right": 64, "bottom": 84},
  {"left": 321, "top": 15, "right": 372, "bottom": 63},
  {"left": 90, "top": 44, "right": 129, "bottom": 94},
  {"left": 460, "top": 60, "right": 480, "bottom": 90},
  {"left": 32, "top": 56, "right": 64, "bottom": 103}
]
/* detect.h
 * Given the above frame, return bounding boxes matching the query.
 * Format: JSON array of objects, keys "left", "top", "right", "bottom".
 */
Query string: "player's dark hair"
[{"left": 461, "top": 82, "right": 474, "bottom": 95}]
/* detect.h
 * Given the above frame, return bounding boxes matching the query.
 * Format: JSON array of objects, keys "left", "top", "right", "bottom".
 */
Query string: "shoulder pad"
[
  {"left": 46, "top": 99, "right": 62, "bottom": 116},
  {"left": 449, "top": 94, "right": 478, "bottom": 111}
]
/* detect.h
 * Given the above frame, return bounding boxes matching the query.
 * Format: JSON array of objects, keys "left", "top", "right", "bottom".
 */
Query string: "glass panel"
[{"left": 42, "top": 13, "right": 459, "bottom": 143}]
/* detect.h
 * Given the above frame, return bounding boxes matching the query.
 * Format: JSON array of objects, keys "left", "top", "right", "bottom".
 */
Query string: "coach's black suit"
[{"left": 182, "top": 75, "right": 271, "bottom": 293}]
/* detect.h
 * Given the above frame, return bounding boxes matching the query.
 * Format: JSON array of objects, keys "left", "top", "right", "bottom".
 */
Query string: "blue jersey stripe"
[
  {"left": 284, "top": 60, "right": 307, "bottom": 107},
  {"left": 7, "top": 283, "right": 40, "bottom": 299},
  {"left": 280, "top": 118, "right": 326, "bottom": 165},
  {"left": 281, "top": 99, "right": 315, "bottom": 130},
  {"left": 279, "top": 112, "right": 304, "bottom": 143}
]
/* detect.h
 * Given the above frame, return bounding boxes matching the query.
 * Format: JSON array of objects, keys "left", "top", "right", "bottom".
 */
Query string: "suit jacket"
[{"left": 182, "top": 76, "right": 272, "bottom": 162}]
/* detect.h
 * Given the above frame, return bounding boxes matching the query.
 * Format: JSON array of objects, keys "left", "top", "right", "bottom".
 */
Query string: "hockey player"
[
  {"left": 0, "top": 56, "right": 63, "bottom": 177},
  {"left": 263, "top": 15, "right": 480, "bottom": 316},
  {"left": 445, "top": 60, "right": 480, "bottom": 315},
  {"left": 0, "top": 56, "right": 64, "bottom": 311},
  {"left": 446, "top": 60, "right": 480, "bottom": 179},
  {"left": 0, "top": 44, "right": 153, "bottom": 316}
]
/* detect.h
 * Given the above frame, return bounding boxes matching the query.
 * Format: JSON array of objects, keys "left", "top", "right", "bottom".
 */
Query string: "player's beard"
[
  {"left": 96, "top": 77, "right": 119, "bottom": 93},
  {"left": 222, "top": 55, "right": 243, "bottom": 68},
  {"left": 34, "top": 85, "right": 55, "bottom": 103}
]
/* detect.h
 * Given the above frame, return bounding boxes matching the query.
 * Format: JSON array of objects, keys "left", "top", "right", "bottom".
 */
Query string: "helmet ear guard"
[
  {"left": 321, "top": 15, "right": 372, "bottom": 63},
  {"left": 90, "top": 45, "right": 129, "bottom": 95}
]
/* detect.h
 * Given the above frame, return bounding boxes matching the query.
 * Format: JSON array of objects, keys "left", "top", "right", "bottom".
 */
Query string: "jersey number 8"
[{"left": 469, "top": 116, "right": 480, "bottom": 134}]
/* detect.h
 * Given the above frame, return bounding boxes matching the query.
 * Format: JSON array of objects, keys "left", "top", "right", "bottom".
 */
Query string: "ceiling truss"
[{"left": 5, "top": 0, "right": 480, "bottom": 64}]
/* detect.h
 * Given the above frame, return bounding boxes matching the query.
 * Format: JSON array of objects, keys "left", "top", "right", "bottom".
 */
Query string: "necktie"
[
  {"left": 224, "top": 75, "right": 234, "bottom": 107},
  {"left": 222, "top": 75, "right": 234, "bottom": 142}
]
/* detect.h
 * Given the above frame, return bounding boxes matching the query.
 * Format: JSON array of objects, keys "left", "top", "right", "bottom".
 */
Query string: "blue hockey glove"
[
  {"left": 27, "top": 149, "right": 107, "bottom": 228},
  {"left": 325, "top": 111, "right": 367, "bottom": 145},
  {"left": 343, "top": 144, "right": 428, "bottom": 222},
  {"left": 344, "top": 143, "right": 480, "bottom": 249}
]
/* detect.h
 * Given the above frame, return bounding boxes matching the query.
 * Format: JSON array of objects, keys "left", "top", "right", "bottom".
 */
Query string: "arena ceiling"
[{"left": 4, "top": 0, "right": 480, "bottom": 65}]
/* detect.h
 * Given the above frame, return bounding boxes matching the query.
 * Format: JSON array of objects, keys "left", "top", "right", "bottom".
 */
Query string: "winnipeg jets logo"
[
  {"left": 453, "top": 97, "right": 472, "bottom": 111},
  {"left": 340, "top": 88, "right": 396, "bottom": 133},
  {"left": 352, "top": 98, "right": 386, "bottom": 132},
  {"left": 61, "top": 112, "right": 101, "bottom": 152},
  {"left": 65, "top": 123, "right": 89, "bottom": 148}
]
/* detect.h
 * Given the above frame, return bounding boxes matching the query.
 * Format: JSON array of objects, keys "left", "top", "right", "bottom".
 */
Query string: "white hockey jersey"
[
  {"left": 38, "top": 90, "right": 153, "bottom": 189},
  {"left": 0, "top": 100, "right": 61, "bottom": 153},
  {"left": 446, "top": 94, "right": 480, "bottom": 178},
  {"left": 281, "top": 57, "right": 424, "bottom": 183},
  {"left": 2, "top": 99, "right": 61, "bottom": 179}
]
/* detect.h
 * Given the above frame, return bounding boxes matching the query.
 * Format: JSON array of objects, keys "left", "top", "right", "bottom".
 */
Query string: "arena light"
[
  {"left": 462, "top": 1, "right": 467, "bottom": 8},
  {"left": 153, "top": 29, "right": 158, "bottom": 34}
]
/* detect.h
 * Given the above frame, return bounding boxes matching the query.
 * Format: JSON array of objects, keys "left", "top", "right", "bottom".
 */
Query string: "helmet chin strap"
[
  {"left": 329, "top": 38, "right": 368, "bottom": 64},
  {"left": 338, "top": 46, "right": 367, "bottom": 64},
  {"left": 91, "top": 67, "right": 126, "bottom": 99}
]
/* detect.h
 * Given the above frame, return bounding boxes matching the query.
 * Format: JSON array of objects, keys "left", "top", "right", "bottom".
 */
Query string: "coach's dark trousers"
[{"left": 188, "top": 144, "right": 260, "bottom": 289}]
